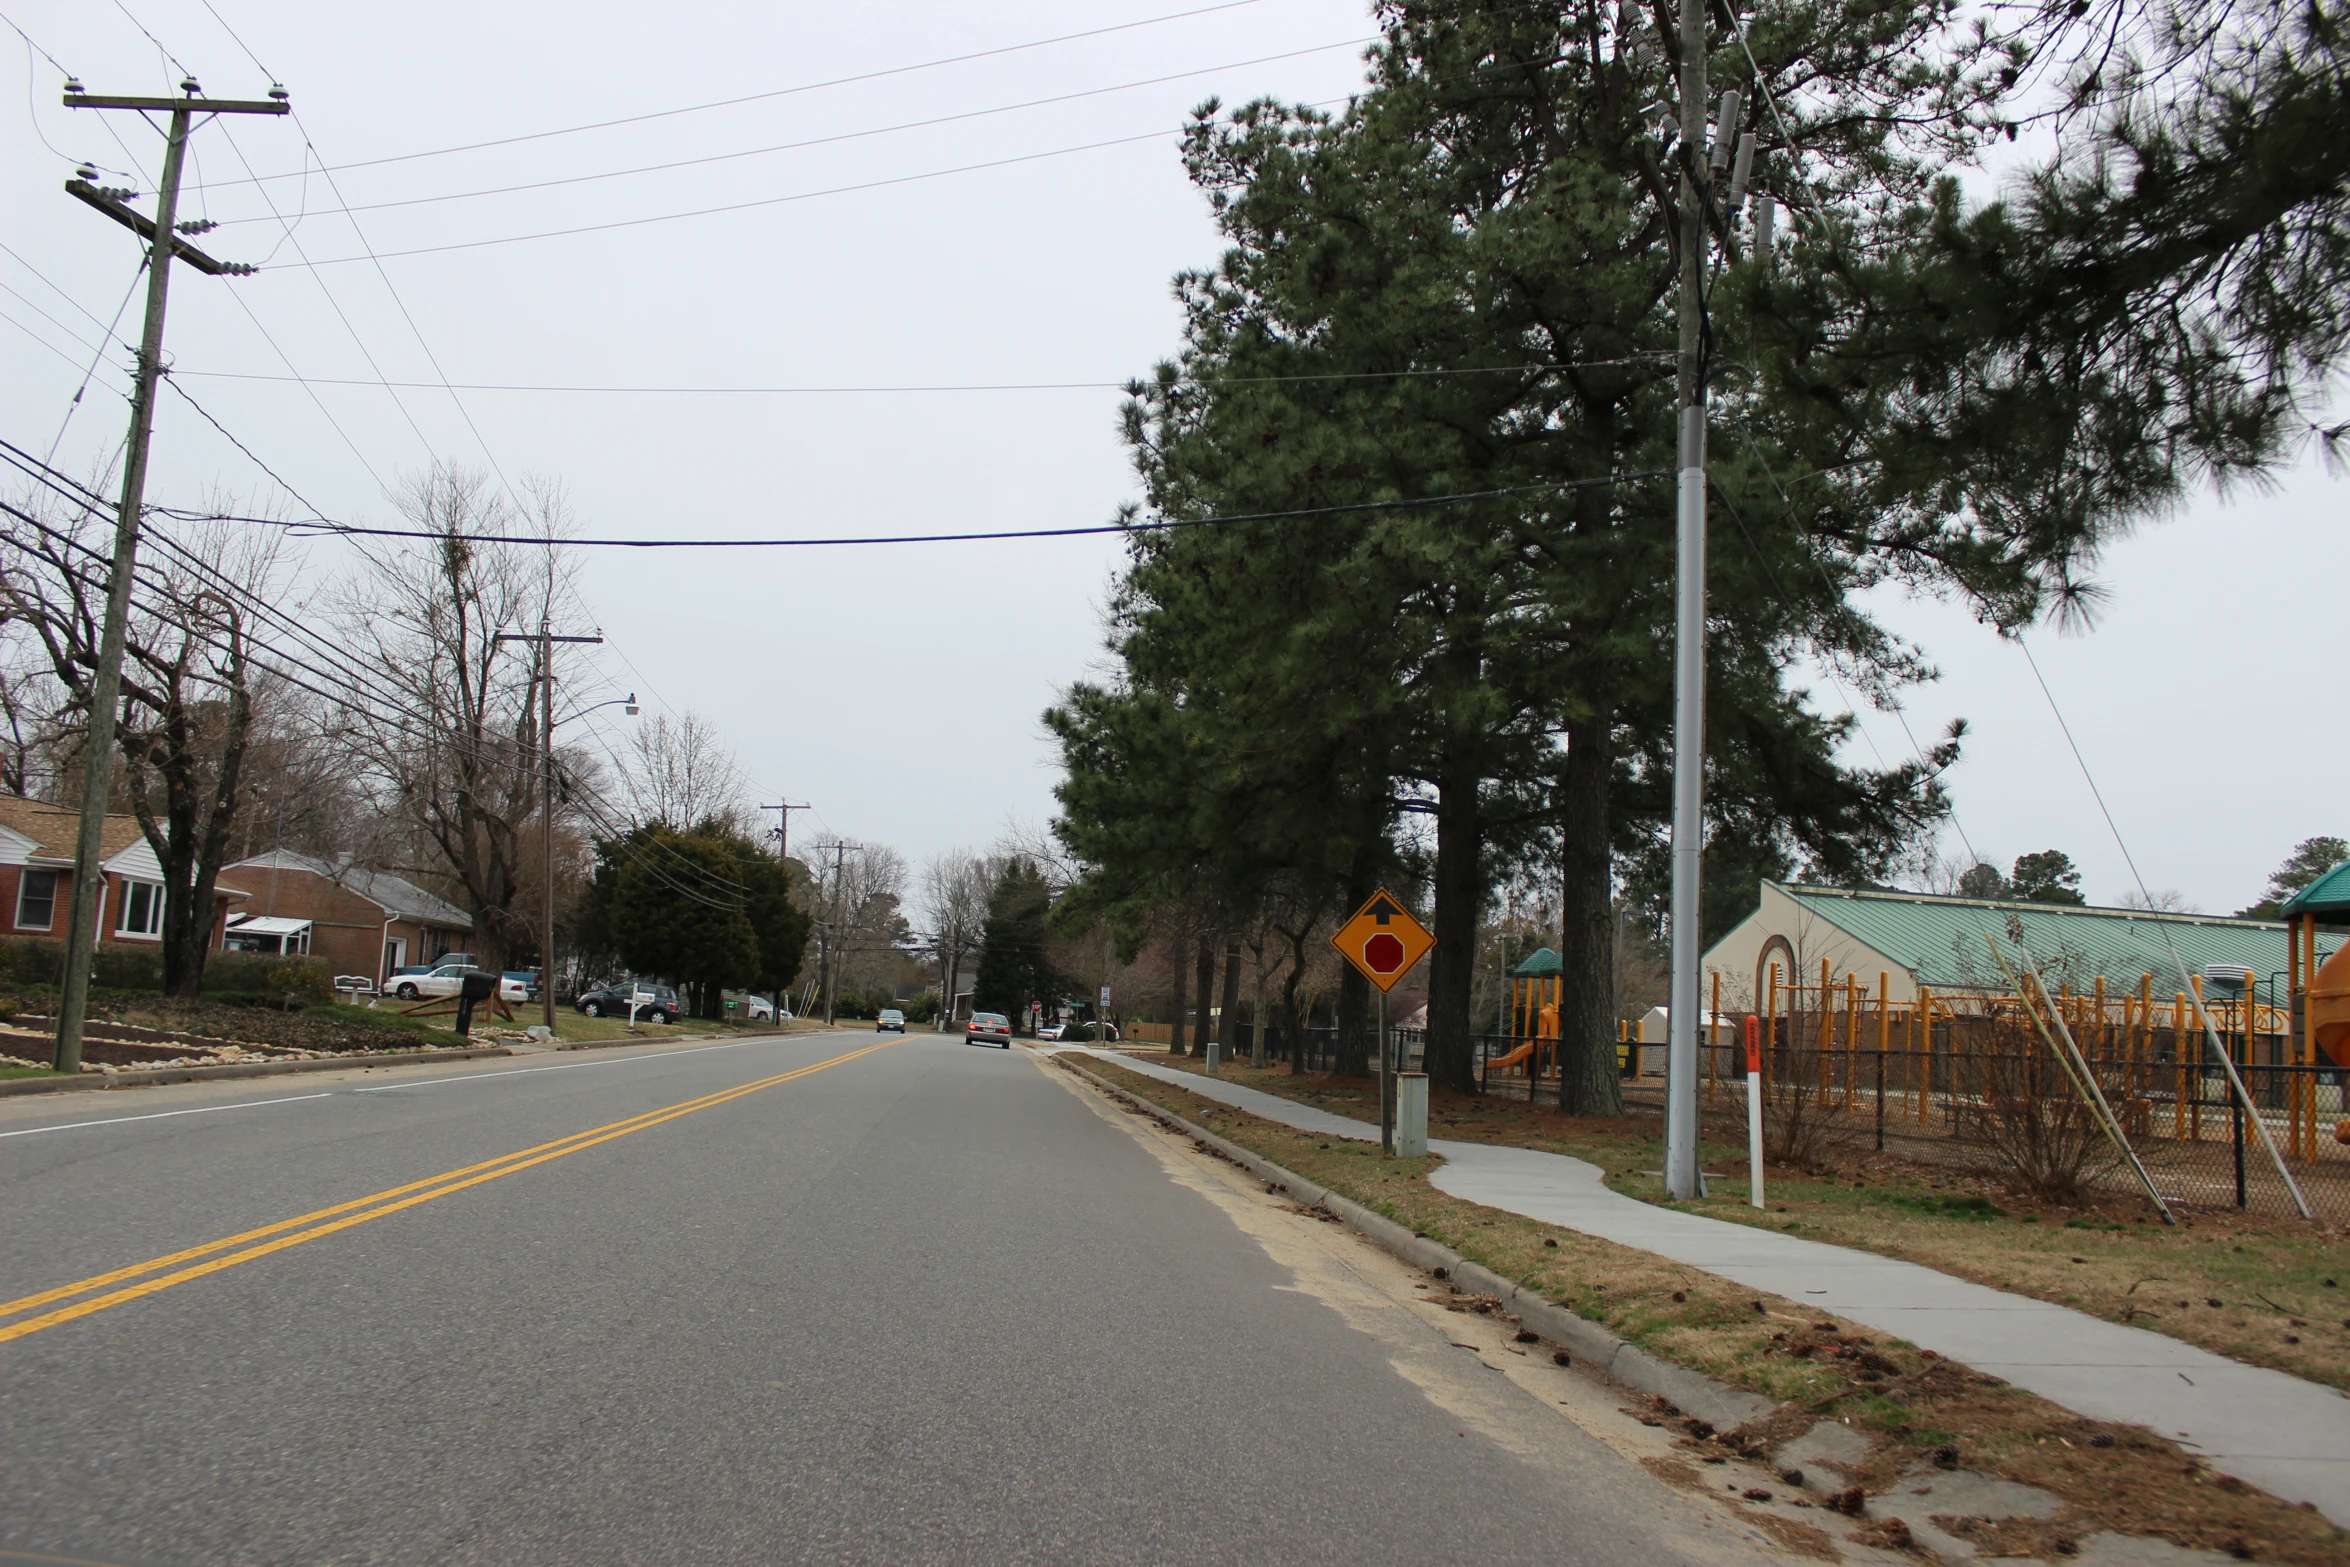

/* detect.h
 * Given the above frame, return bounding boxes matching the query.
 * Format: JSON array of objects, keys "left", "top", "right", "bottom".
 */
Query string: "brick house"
[
  {"left": 222, "top": 849, "right": 472, "bottom": 985},
  {"left": 0, "top": 796, "right": 242, "bottom": 949}
]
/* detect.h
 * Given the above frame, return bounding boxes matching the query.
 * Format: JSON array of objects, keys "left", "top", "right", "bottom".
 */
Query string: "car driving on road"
[
  {"left": 876, "top": 1009, "right": 906, "bottom": 1033},
  {"left": 965, "top": 1011, "right": 1012, "bottom": 1048}
]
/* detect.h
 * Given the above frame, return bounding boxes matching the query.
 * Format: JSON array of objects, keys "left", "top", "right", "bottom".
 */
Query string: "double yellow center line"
[{"left": 1, "top": 1037, "right": 902, "bottom": 1345}]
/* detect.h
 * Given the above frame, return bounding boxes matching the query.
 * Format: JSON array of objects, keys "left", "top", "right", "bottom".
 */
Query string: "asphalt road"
[{"left": 1, "top": 1031, "right": 1792, "bottom": 1565}]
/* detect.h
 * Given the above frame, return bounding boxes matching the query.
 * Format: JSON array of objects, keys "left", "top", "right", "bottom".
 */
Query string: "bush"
[
  {"left": 268, "top": 960, "right": 335, "bottom": 1009},
  {"left": 0, "top": 937, "right": 162, "bottom": 992},
  {"left": 1059, "top": 1021, "right": 1120, "bottom": 1042},
  {"left": 201, "top": 950, "right": 330, "bottom": 999}
]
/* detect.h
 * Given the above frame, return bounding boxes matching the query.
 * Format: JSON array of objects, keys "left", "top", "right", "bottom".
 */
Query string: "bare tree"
[
  {"left": 0, "top": 490, "right": 288, "bottom": 993},
  {"left": 0, "top": 618, "right": 67, "bottom": 799},
  {"left": 797, "top": 835, "right": 909, "bottom": 1019},
  {"left": 336, "top": 466, "right": 579, "bottom": 972},
  {"left": 619, "top": 711, "right": 750, "bottom": 833},
  {"left": 921, "top": 848, "right": 999, "bottom": 1023}
]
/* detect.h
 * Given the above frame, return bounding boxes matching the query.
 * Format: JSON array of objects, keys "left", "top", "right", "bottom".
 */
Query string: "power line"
[
  {"left": 198, "top": 37, "right": 1372, "bottom": 223},
  {"left": 173, "top": 356, "right": 1673, "bottom": 395},
  {"left": 198, "top": 474, "right": 1670, "bottom": 548},
  {"left": 192, "top": 0, "right": 1273, "bottom": 191},
  {"left": 2, "top": 479, "right": 752, "bottom": 911},
  {"left": 275, "top": 122, "right": 1207, "bottom": 267}
]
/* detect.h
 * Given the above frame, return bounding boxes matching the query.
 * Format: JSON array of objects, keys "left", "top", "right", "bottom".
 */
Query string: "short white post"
[
  {"left": 1395, "top": 1071, "right": 1429, "bottom": 1158},
  {"left": 1204, "top": 1040, "right": 1220, "bottom": 1075},
  {"left": 1743, "top": 1014, "right": 1765, "bottom": 1209}
]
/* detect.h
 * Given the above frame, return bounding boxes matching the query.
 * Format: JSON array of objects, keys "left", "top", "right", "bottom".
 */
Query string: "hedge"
[{"left": 0, "top": 938, "right": 333, "bottom": 1000}]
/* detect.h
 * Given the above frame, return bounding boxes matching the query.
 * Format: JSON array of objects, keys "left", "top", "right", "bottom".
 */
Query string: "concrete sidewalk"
[{"left": 1070, "top": 1048, "right": 2350, "bottom": 1525}]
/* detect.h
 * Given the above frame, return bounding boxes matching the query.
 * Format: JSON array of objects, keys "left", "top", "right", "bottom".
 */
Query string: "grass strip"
[
  {"left": 1078, "top": 1055, "right": 2348, "bottom": 1566},
  {"left": 1133, "top": 1052, "right": 2350, "bottom": 1394}
]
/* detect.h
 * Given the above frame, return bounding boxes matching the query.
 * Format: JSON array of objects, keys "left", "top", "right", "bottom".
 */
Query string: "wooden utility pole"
[
  {"left": 52, "top": 79, "right": 286, "bottom": 1074},
  {"left": 758, "top": 802, "right": 809, "bottom": 866},
  {"left": 495, "top": 626, "right": 601, "bottom": 1031}
]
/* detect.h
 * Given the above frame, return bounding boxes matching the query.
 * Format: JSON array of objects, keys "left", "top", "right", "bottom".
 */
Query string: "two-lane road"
[{"left": 2, "top": 1031, "right": 1792, "bottom": 1565}]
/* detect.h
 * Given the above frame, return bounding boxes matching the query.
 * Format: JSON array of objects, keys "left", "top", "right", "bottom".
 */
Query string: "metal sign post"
[{"left": 1330, "top": 888, "right": 1436, "bottom": 1159}]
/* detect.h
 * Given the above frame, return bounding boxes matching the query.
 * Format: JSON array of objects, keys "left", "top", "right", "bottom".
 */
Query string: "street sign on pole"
[
  {"left": 1331, "top": 889, "right": 1435, "bottom": 1158},
  {"left": 1330, "top": 889, "right": 1433, "bottom": 993},
  {"left": 1098, "top": 985, "right": 1112, "bottom": 1009}
]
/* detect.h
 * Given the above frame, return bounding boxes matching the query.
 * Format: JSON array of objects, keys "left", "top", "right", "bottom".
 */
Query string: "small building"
[
  {"left": 223, "top": 850, "right": 473, "bottom": 985},
  {"left": 1703, "top": 880, "right": 2345, "bottom": 1006},
  {"left": 0, "top": 796, "right": 242, "bottom": 949}
]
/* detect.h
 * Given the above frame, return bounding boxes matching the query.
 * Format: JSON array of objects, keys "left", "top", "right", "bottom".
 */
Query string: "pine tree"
[{"left": 973, "top": 860, "right": 1058, "bottom": 1031}]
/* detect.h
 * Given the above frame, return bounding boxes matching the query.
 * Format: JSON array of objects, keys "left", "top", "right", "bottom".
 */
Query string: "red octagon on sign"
[{"left": 1363, "top": 932, "right": 1408, "bottom": 974}]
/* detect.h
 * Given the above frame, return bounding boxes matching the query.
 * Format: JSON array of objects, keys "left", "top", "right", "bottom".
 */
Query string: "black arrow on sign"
[{"left": 1367, "top": 896, "right": 1403, "bottom": 925}]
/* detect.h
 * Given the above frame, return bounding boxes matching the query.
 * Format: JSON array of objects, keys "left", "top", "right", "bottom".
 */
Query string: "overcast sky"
[{"left": 4, "top": 0, "right": 2340, "bottom": 918}]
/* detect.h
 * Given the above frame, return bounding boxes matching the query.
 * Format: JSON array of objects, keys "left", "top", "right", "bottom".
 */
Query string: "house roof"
[
  {"left": 0, "top": 796, "right": 247, "bottom": 898},
  {"left": 0, "top": 795, "right": 148, "bottom": 863},
  {"left": 2282, "top": 860, "right": 2350, "bottom": 922},
  {"left": 1769, "top": 882, "right": 2343, "bottom": 993},
  {"left": 228, "top": 849, "right": 473, "bottom": 930}
]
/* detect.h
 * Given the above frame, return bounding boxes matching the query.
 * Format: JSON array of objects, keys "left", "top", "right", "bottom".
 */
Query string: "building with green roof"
[{"left": 1702, "top": 881, "right": 2344, "bottom": 1006}]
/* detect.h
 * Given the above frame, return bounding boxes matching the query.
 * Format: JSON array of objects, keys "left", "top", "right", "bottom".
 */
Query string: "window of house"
[
  {"left": 117, "top": 879, "right": 164, "bottom": 939},
  {"left": 15, "top": 869, "right": 57, "bottom": 931}
]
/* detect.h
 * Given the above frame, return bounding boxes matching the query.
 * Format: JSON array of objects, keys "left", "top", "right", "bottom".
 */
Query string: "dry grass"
[
  {"left": 1121, "top": 1051, "right": 2350, "bottom": 1393},
  {"left": 1077, "top": 1055, "right": 2350, "bottom": 1566}
]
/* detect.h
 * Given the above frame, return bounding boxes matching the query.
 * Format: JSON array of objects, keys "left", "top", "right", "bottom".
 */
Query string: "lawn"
[
  {"left": 1072, "top": 1054, "right": 2346, "bottom": 1565},
  {"left": 1118, "top": 1050, "right": 2350, "bottom": 1393}
]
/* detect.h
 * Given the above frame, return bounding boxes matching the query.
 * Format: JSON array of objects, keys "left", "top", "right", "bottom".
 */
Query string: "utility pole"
[
  {"left": 51, "top": 78, "right": 286, "bottom": 1075},
  {"left": 495, "top": 626, "right": 601, "bottom": 1031},
  {"left": 1663, "top": 0, "right": 1711, "bottom": 1201},
  {"left": 825, "top": 840, "right": 855, "bottom": 1027},
  {"left": 758, "top": 801, "right": 809, "bottom": 866},
  {"left": 756, "top": 802, "right": 807, "bottom": 1022}
]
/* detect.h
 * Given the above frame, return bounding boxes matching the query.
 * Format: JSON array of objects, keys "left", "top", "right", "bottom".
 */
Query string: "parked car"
[
  {"left": 744, "top": 994, "right": 776, "bottom": 1022},
  {"left": 965, "top": 1011, "right": 1012, "bottom": 1048},
  {"left": 1035, "top": 1023, "right": 1064, "bottom": 1041},
  {"left": 503, "top": 970, "right": 542, "bottom": 1001},
  {"left": 388, "top": 963, "right": 529, "bottom": 1004},
  {"left": 875, "top": 1008, "right": 906, "bottom": 1033},
  {"left": 575, "top": 981, "right": 679, "bottom": 1023}
]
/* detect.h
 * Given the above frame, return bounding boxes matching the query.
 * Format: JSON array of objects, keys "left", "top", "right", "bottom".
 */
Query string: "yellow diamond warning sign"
[{"left": 1331, "top": 888, "right": 1435, "bottom": 993}]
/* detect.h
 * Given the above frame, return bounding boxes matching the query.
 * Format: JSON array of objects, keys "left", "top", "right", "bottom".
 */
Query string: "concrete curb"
[
  {"left": 0, "top": 1044, "right": 515, "bottom": 1097},
  {"left": 1060, "top": 1056, "right": 1777, "bottom": 1433}
]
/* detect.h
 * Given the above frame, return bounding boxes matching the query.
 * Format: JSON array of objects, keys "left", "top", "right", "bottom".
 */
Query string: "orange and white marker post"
[{"left": 1743, "top": 1014, "right": 1765, "bottom": 1209}]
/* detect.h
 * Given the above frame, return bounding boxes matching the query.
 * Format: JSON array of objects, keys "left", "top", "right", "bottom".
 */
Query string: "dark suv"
[{"left": 576, "top": 981, "right": 679, "bottom": 1023}]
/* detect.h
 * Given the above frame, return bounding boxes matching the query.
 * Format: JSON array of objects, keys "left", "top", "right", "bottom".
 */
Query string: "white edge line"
[{"left": 0, "top": 1093, "right": 333, "bottom": 1139}]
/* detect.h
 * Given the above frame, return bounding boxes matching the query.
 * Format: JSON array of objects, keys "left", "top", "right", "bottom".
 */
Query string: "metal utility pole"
[
  {"left": 1663, "top": 0, "right": 1711, "bottom": 1201},
  {"left": 495, "top": 626, "right": 601, "bottom": 1031},
  {"left": 51, "top": 78, "right": 286, "bottom": 1075}
]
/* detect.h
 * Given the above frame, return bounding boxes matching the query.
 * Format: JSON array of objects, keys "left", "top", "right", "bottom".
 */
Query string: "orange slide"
[
  {"left": 1489, "top": 1040, "right": 1537, "bottom": 1073},
  {"left": 2313, "top": 940, "right": 2350, "bottom": 1068}
]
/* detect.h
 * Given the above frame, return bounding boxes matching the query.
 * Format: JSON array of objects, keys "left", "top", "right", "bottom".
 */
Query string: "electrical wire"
[
  {"left": 173, "top": 356, "right": 1674, "bottom": 395},
  {"left": 199, "top": 37, "right": 1374, "bottom": 224},
  {"left": 190, "top": 0, "right": 1275, "bottom": 190},
  {"left": 185, "top": 474, "right": 1671, "bottom": 549},
  {"left": 277, "top": 121, "right": 1213, "bottom": 267},
  {"left": 2, "top": 442, "right": 753, "bottom": 906}
]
